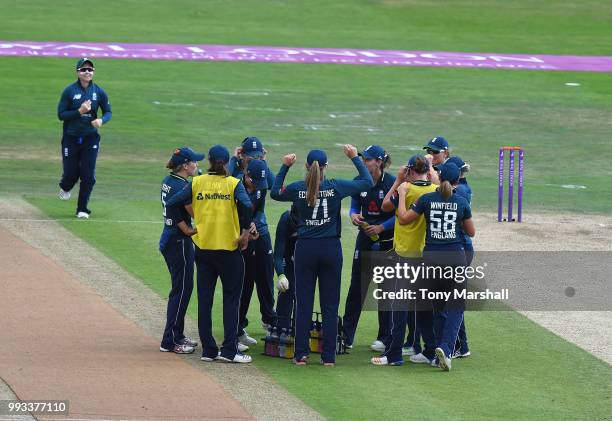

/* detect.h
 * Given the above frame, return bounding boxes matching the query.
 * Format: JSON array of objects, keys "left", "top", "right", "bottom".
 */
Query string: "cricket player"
[{"left": 57, "top": 58, "right": 112, "bottom": 218}]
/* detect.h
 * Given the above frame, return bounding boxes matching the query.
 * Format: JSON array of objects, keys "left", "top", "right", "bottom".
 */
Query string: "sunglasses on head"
[
  {"left": 426, "top": 148, "right": 441, "bottom": 155},
  {"left": 78, "top": 67, "right": 94, "bottom": 73}
]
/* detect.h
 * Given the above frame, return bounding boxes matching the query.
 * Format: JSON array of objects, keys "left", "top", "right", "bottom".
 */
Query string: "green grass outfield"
[{"left": 2, "top": 0, "right": 611, "bottom": 419}]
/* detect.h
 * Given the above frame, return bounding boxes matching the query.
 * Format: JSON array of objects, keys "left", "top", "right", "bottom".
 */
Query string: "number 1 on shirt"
[{"left": 311, "top": 198, "right": 328, "bottom": 219}]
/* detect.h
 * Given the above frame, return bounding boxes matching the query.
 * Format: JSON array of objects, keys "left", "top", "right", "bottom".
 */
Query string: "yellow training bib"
[
  {"left": 393, "top": 182, "right": 437, "bottom": 257},
  {"left": 191, "top": 174, "right": 241, "bottom": 251}
]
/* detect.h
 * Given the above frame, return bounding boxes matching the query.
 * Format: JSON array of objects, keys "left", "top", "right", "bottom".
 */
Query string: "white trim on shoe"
[
  {"left": 452, "top": 350, "right": 471, "bottom": 359},
  {"left": 371, "top": 356, "right": 403, "bottom": 366},
  {"left": 180, "top": 337, "right": 198, "bottom": 347},
  {"left": 160, "top": 344, "right": 195, "bottom": 354},
  {"left": 201, "top": 351, "right": 221, "bottom": 362},
  {"left": 370, "top": 340, "right": 385, "bottom": 352},
  {"left": 409, "top": 353, "right": 432, "bottom": 364},
  {"left": 218, "top": 353, "right": 252, "bottom": 363},
  {"left": 58, "top": 189, "right": 71, "bottom": 200},
  {"left": 435, "top": 347, "right": 451, "bottom": 371},
  {"left": 238, "top": 331, "right": 258, "bottom": 346},
  {"left": 402, "top": 346, "right": 416, "bottom": 356}
]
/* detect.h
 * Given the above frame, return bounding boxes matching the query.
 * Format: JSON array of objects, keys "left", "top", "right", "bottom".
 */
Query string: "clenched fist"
[
  {"left": 78, "top": 100, "right": 92, "bottom": 115},
  {"left": 343, "top": 144, "right": 358, "bottom": 159},
  {"left": 282, "top": 154, "right": 297, "bottom": 167}
]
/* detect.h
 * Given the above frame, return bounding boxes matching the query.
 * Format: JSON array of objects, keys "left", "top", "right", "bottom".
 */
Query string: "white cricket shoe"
[
  {"left": 452, "top": 350, "right": 471, "bottom": 359},
  {"left": 238, "top": 343, "right": 250, "bottom": 352},
  {"left": 370, "top": 340, "right": 385, "bottom": 352},
  {"left": 218, "top": 353, "right": 252, "bottom": 363},
  {"left": 409, "top": 353, "right": 432, "bottom": 364},
  {"left": 435, "top": 347, "right": 452, "bottom": 371},
  {"left": 200, "top": 352, "right": 220, "bottom": 362},
  {"left": 371, "top": 356, "right": 403, "bottom": 366},
  {"left": 58, "top": 189, "right": 71, "bottom": 200},
  {"left": 180, "top": 337, "right": 198, "bottom": 348},
  {"left": 402, "top": 346, "right": 416, "bottom": 356},
  {"left": 159, "top": 344, "right": 195, "bottom": 354},
  {"left": 76, "top": 211, "right": 90, "bottom": 219},
  {"left": 238, "top": 332, "right": 258, "bottom": 346}
]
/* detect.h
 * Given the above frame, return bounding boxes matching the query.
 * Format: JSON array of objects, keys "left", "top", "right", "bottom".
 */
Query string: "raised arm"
[
  {"left": 397, "top": 183, "right": 420, "bottom": 225},
  {"left": 270, "top": 154, "right": 297, "bottom": 201},
  {"left": 424, "top": 154, "right": 440, "bottom": 185},
  {"left": 332, "top": 145, "right": 374, "bottom": 198},
  {"left": 228, "top": 154, "right": 241, "bottom": 177},
  {"left": 266, "top": 166, "right": 276, "bottom": 191},
  {"left": 382, "top": 166, "right": 407, "bottom": 212}
]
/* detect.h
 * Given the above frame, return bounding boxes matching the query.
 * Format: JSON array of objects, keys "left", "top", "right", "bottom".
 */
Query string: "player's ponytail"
[
  {"left": 305, "top": 161, "right": 321, "bottom": 207},
  {"left": 439, "top": 180, "right": 453, "bottom": 201},
  {"left": 379, "top": 153, "right": 392, "bottom": 171},
  {"left": 166, "top": 160, "right": 188, "bottom": 174},
  {"left": 413, "top": 156, "right": 429, "bottom": 174},
  {"left": 166, "top": 160, "right": 177, "bottom": 170},
  {"left": 208, "top": 159, "right": 229, "bottom": 176}
]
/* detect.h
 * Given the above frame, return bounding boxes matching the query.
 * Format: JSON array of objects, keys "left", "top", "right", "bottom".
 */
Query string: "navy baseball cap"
[
  {"left": 359, "top": 145, "right": 386, "bottom": 160},
  {"left": 445, "top": 156, "right": 469, "bottom": 173},
  {"left": 306, "top": 149, "right": 328, "bottom": 166},
  {"left": 208, "top": 145, "right": 230, "bottom": 163},
  {"left": 246, "top": 159, "right": 269, "bottom": 190},
  {"left": 242, "top": 136, "right": 264, "bottom": 158},
  {"left": 406, "top": 154, "right": 429, "bottom": 170},
  {"left": 76, "top": 58, "right": 94, "bottom": 69},
  {"left": 438, "top": 163, "right": 461, "bottom": 184},
  {"left": 170, "top": 147, "right": 205, "bottom": 165},
  {"left": 423, "top": 136, "right": 449, "bottom": 152}
]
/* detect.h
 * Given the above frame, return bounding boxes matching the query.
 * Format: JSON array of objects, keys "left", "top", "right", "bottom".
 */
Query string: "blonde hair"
[
  {"left": 305, "top": 162, "right": 321, "bottom": 207},
  {"left": 438, "top": 181, "right": 453, "bottom": 200}
]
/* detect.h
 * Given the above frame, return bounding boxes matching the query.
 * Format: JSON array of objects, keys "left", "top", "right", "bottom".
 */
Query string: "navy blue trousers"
[
  {"left": 238, "top": 233, "right": 276, "bottom": 335},
  {"left": 415, "top": 309, "right": 437, "bottom": 360},
  {"left": 294, "top": 238, "right": 342, "bottom": 363},
  {"left": 160, "top": 237, "right": 194, "bottom": 349},
  {"left": 404, "top": 310, "right": 422, "bottom": 353},
  {"left": 342, "top": 232, "right": 392, "bottom": 345},
  {"left": 455, "top": 242, "right": 473, "bottom": 354},
  {"left": 275, "top": 258, "right": 295, "bottom": 330},
  {"left": 382, "top": 257, "right": 437, "bottom": 363},
  {"left": 59, "top": 133, "right": 100, "bottom": 214},
  {"left": 424, "top": 243, "right": 467, "bottom": 359},
  {"left": 195, "top": 247, "right": 245, "bottom": 360}
]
